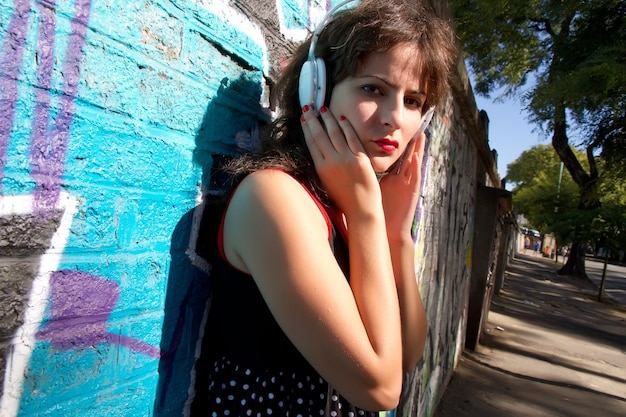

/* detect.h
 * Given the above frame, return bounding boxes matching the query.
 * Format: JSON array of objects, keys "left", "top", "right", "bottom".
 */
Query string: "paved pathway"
[{"left": 433, "top": 253, "right": 626, "bottom": 417}]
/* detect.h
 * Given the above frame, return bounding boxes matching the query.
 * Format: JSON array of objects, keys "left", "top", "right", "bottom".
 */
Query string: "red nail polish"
[
  {"left": 339, "top": 115, "right": 346, "bottom": 121},
  {"left": 302, "top": 104, "right": 310, "bottom": 113},
  {"left": 300, "top": 115, "right": 305, "bottom": 122},
  {"left": 320, "top": 106, "right": 328, "bottom": 113}
]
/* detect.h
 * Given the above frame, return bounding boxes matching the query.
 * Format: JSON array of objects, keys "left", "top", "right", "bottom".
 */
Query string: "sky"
[{"left": 473, "top": 93, "right": 548, "bottom": 189}]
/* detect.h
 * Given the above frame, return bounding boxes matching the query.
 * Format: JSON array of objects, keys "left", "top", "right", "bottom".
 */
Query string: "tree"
[
  {"left": 508, "top": 146, "right": 626, "bottom": 264},
  {"left": 507, "top": 144, "right": 580, "bottom": 244},
  {"left": 449, "top": 0, "right": 626, "bottom": 279}
]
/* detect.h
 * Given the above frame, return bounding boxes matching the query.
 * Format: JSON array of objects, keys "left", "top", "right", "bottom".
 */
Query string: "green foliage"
[
  {"left": 508, "top": 146, "right": 626, "bottom": 246},
  {"left": 450, "top": 0, "right": 626, "bottom": 270},
  {"left": 508, "top": 145, "right": 580, "bottom": 241},
  {"left": 450, "top": 0, "right": 626, "bottom": 145}
]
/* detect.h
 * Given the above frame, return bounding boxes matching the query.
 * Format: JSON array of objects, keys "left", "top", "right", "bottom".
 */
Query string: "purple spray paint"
[
  {"left": 0, "top": 0, "right": 31, "bottom": 191},
  {"left": 37, "top": 270, "right": 161, "bottom": 358}
]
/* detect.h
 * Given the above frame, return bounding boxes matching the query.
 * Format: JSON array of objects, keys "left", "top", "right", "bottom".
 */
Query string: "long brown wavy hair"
[{"left": 225, "top": 0, "right": 457, "bottom": 205}]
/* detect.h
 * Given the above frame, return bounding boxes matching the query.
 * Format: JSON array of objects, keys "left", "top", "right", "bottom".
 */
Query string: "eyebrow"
[{"left": 358, "top": 74, "right": 427, "bottom": 96}]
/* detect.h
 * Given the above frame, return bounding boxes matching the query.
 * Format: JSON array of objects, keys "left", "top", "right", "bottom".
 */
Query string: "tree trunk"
[
  {"left": 557, "top": 239, "right": 588, "bottom": 280},
  {"left": 552, "top": 119, "right": 600, "bottom": 279}
]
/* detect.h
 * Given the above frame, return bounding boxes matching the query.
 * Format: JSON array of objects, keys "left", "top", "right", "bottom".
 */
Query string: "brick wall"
[{"left": 0, "top": 1, "right": 502, "bottom": 416}]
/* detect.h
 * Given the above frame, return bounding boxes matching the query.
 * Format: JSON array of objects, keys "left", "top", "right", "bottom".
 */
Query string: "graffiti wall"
[{"left": 0, "top": 1, "right": 496, "bottom": 416}]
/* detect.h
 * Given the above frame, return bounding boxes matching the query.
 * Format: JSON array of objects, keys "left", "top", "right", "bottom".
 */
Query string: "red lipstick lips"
[{"left": 374, "top": 138, "right": 399, "bottom": 153}]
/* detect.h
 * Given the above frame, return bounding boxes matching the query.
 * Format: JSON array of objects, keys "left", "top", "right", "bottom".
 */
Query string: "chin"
[{"left": 370, "top": 158, "right": 394, "bottom": 174}]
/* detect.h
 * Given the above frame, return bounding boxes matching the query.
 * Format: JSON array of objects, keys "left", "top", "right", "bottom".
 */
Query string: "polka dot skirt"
[{"left": 203, "top": 356, "right": 378, "bottom": 417}]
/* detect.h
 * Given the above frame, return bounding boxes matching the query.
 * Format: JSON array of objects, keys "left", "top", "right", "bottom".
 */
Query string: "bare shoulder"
[{"left": 222, "top": 170, "right": 329, "bottom": 271}]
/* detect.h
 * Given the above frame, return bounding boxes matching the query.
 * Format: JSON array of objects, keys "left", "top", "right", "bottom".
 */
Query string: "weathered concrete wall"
[{"left": 0, "top": 1, "right": 504, "bottom": 416}]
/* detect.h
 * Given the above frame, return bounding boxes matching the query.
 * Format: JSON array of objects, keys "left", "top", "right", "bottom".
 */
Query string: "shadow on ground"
[{"left": 433, "top": 253, "right": 626, "bottom": 417}]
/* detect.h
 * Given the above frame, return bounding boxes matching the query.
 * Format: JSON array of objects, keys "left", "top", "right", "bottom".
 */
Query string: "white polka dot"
[
  {"left": 297, "top": 397, "right": 304, "bottom": 404},
  {"left": 215, "top": 397, "right": 221, "bottom": 404},
  {"left": 331, "top": 411, "right": 337, "bottom": 417},
  {"left": 245, "top": 369, "right": 251, "bottom": 375},
  {"left": 228, "top": 395, "right": 234, "bottom": 401},
  {"left": 224, "top": 411, "right": 230, "bottom": 416},
  {"left": 268, "top": 393, "right": 274, "bottom": 399},
  {"left": 243, "top": 384, "right": 249, "bottom": 390},
  {"left": 332, "top": 395, "right": 338, "bottom": 401},
  {"left": 267, "top": 409, "right": 273, "bottom": 415},
  {"left": 230, "top": 380, "right": 236, "bottom": 386}
]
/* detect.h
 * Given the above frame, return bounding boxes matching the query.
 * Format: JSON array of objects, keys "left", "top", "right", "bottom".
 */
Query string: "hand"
[
  {"left": 379, "top": 133, "right": 425, "bottom": 240},
  {"left": 301, "top": 105, "right": 382, "bottom": 217}
]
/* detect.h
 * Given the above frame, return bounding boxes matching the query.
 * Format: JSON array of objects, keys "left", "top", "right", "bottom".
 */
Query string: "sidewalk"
[{"left": 433, "top": 253, "right": 626, "bottom": 417}]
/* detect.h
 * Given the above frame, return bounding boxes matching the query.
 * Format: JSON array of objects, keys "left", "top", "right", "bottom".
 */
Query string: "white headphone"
[
  {"left": 298, "top": 0, "right": 359, "bottom": 114},
  {"left": 297, "top": 0, "right": 435, "bottom": 137}
]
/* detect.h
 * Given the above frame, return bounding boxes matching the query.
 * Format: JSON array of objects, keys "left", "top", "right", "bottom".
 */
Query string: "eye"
[
  {"left": 362, "top": 84, "right": 383, "bottom": 95},
  {"left": 404, "top": 96, "right": 424, "bottom": 110}
]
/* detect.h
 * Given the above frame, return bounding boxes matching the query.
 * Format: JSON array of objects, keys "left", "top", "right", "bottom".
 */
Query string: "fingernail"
[
  {"left": 300, "top": 115, "right": 305, "bottom": 122},
  {"left": 339, "top": 115, "right": 346, "bottom": 121},
  {"left": 302, "top": 104, "right": 310, "bottom": 113},
  {"left": 320, "top": 106, "right": 328, "bottom": 113}
]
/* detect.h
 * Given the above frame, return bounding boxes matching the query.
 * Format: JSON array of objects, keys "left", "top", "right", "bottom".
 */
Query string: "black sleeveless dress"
[{"left": 191, "top": 177, "right": 379, "bottom": 417}]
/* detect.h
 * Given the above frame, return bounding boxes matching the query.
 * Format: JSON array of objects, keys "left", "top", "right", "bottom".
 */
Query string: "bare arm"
[
  {"left": 223, "top": 169, "right": 403, "bottom": 411},
  {"left": 380, "top": 134, "right": 428, "bottom": 371}
]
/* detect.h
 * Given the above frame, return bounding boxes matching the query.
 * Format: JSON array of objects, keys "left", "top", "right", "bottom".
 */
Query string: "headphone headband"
[
  {"left": 307, "top": 0, "right": 359, "bottom": 61},
  {"left": 299, "top": 0, "right": 361, "bottom": 114}
]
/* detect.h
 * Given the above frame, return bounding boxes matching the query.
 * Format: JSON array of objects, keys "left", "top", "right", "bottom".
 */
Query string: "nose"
[{"left": 380, "top": 95, "right": 404, "bottom": 130}]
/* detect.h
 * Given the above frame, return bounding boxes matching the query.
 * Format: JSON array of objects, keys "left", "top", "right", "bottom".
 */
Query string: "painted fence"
[{"left": 0, "top": 1, "right": 503, "bottom": 416}]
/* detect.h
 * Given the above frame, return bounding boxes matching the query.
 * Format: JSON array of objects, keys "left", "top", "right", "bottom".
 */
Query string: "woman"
[{"left": 195, "top": 0, "right": 456, "bottom": 415}]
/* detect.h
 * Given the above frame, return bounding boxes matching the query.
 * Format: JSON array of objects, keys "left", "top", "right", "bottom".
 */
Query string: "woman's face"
[{"left": 329, "top": 45, "right": 428, "bottom": 173}]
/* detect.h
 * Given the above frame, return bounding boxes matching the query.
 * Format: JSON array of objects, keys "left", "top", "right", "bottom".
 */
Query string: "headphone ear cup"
[
  {"left": 313, "top": 58, "right": 326, "bottom": 113},
  {"left": 298, "top": 58, "right": 327, "bottom": 114},
  {"left": 417, "top": 107, "right": 435, "bottom": 134},
  {"left": 298, "top": 60, "right": 315, "bottom": 110}
]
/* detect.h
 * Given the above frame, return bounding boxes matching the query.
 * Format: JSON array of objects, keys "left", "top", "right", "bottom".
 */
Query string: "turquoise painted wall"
[{"left": 0, "top": 1, "right": 497, "bottom": 416}]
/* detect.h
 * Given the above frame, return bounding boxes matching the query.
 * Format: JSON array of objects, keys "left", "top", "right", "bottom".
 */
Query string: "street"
[{"left": 584, "top": 257, "right": 626, "bottom": 305}]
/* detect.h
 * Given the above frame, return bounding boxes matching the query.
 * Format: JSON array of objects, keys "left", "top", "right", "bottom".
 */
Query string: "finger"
[
  {"left": 318, "top": 107, "right": 354, "bottom": 154},
  {"left": 334, "top": 112, "right": 366, "bottom": 155},
  {"left": 395, "top": 137, "right": 417, "bottom": 176},
  {"left": 399, "top": 132, "right": 425, "bottom": 180},
  {"left": 301, "top": 111, "right": 325, "bottom": 163},
  {"left": 301, "top": 105, "right": 335, "bottom": 160},
  {"left": 409, "top": 132, "right": 426, "bottom": 184},
  {"left": 414, "top": 132, "right": 426, "bottom": 163}
]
